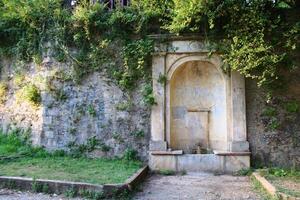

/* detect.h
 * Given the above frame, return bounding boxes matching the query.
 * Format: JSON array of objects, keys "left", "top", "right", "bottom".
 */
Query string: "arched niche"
[{"left": 167, "top": 60, "right": 228, "bottom": 153}]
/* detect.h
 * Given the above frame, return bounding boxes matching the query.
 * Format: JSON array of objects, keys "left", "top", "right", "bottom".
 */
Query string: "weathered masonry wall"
[
  {"left": 0, "top": 58, "right": 150, "bottom": 160},
  {"left": 0, "top": 39, "right": 299, "bottom": 168},
  {"left": 246, "top": 75, "right": 300, "bottom": 169}
]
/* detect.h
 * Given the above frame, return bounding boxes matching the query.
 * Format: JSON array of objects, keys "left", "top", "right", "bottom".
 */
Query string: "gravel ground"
[
  {"left": 0, "top": 173, "right": 261, "bottom": 200},
  {"left": 0, "top": 189, "right": 82, "bottom": 200},
  {"left": 133, "top": 172, "right": 261, "bottom": 200}
]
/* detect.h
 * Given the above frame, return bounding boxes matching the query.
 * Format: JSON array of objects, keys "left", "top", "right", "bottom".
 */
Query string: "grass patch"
[
  {"left": 0, "top": 128, "right": 142, "bottom": 185},
  {"left": 263, "top": 168, "right": 300, "bottom": 198},
  {"left": 250, "top": 176, "right": 279, "bottom": 200},
  {"left": 0, "top": 157, "right": 141, "bottom": 184}
]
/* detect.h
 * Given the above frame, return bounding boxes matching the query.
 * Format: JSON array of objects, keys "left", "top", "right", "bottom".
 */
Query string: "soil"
[
  {"left": 0, "top": 173, "right": 261, "bottom": 200},
  {"left": 133, "top": 172, "right": 261, "bottom": 200}
]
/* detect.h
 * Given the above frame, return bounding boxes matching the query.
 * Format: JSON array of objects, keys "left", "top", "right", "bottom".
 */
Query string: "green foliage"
[
  {"left": 268, "top": 168, "right": 300, "bottom": 178},
  {"left": 0, "top": 0, "right": 298, "bottom": 96},
  {"left": 112, "top": 132, "right": 124, "bottom": 143},
  {"left": 13, "top": 74, "right": 25, "bottom": 88},
  {"left": 87, "top": 104, "right": 96, "bottom": 117},
  {"left": 64, "top": 187, "right": 77, "bottom": 198},
  {"left": 115, "top": 100, "right": 133, "bottom": 111},
  {"left": 16, "top": 84, "right": 41, "bottom": 105},
  {"left": 235, "top": 168, "right": 254, "bottom": 176},
  {"left": 158, "top": 169, "right": 176, "bottom": 176},
  {"left": 141, "top": 84, "right": 156, "bottom": 106},
  {"left": 123, "top": 148, "right": 138, "bottom": 161},
  {"left": 251, "top": 176, "right": 280, "bottom": 200},
  {"left": 262, "top": 107, "right": 277, "bottom": 117},
  {"left": 267, "top": 117, "right": 280, "bottom": 131},
  {"left": 0, "top": 127, "right": 47, "bottom": 158},
  {"left": 67, "top": 136, "right": 111, "bottom": 157},
  {"left": 53, "top": 88, "right": 68, "bottom": 101},
  {"left": 0, "top": 81, "right": 8, "bottom": 104},
  {"left": 0, "top": 156, "right": 142, "bottom": 185},
  {"left": 157, "top": 73, "right": 167, "bottom": 85},
  {"left": 130, "top": 130, "right": 145, "bottom": 138},
  {"left": 285, "top": 101, "right": 299, "bottom": 113},
  {"left": 166, "top": 0, "right": 299, "bottom": 93},
  {"left": 31, "top": 178, "right": 43, "bottom": 193}
]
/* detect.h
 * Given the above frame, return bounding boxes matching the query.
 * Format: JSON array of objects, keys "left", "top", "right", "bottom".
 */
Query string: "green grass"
[
  {"left": 0, "top": 129, "right": 142, "bottom": 185},
  {"left": 250, "top": 176, "right": 279, "bottom": 200},
  {"left": 264, "top": 168, "right": 300, "bottom": 198},
  {"left": 0, "top": 157, "right": 141, "bottom": 184}
]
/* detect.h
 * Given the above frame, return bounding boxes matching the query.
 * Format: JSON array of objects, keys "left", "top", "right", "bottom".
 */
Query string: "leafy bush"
[
  {"left": 0, "top": 128, "right": 47, "bottom": 157},
  {"left": 0, "top": 0, "right": 298, "bottom": 97},
  {"left": 123, "top": 148, "right": 138, "bottom": 161},
  {"left": 262, "top": 107, "right": 277, "bottom": 117},
  {"left": 141, "top": 84, "right": 156, "bottom": 106},
  {"left": 285, "top": 101, "right": 299, "bottom": 113},
  {"left": 16, "top": 84, "right": 41, "bottom": 106}
]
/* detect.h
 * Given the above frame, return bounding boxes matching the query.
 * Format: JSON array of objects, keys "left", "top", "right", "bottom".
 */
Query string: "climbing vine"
[{"left": 0, "top": 0, "right": 299, "bottom": 95}]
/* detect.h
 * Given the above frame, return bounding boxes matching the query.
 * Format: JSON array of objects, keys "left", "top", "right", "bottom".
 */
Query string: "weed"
[
  {"left": 235, "top": 168, "right": 254, "bottom": 176},
  {"left": 130, "top": 130, "right": 145, "bottom": 138},
  {"left": 13, "top": 74, "right": 25, "bottom": 87},
  {"left": 32, "top": 178, "right": 43, "bottom": 192},
  {"left": 88, "top": 104, "right": 97, "bottom": 117},
  {"left": 141, "top": 84, "right": 156, "bottom": 106},
  {"left": 285, "top": 101, "right": 299, "bottom": 113},
  {"left": 0, "top": 82, "right": 8, "bottom": 104},
  {"left": 16, "top": 84, "right": 41, "bottom": 105},
  {"left": 267, "top": 117, "right": 280, "bottom": 131},
  {"left": 5, "top": 180, "right": 16, "bottom": 189},
  {"left": 53, "top": 88, "right": 68, "bottom": 101},
  {"left": 251, "top": 176, "right": 279, "bottom": 200},
  {"left": 116, "top": 101, "right": 133, "bottom": 111},
  {"left": 158, "top": 169, "right": 176, "bottom": 176},
  {"left": 79, "top": 189, "right": 105, "bottom": 200},
  {"left": 157, "top": 73, "right": 167, "bottom": 85},
  {"left": 123, "top": 148, "right": 138, "bottom": 161},
  {"left": 100, "top": 144, "right": 111, "bottom": 152},
  {"left": 42, "top": 184, "right": 50, "bottom": 194},
  {"left": 112, "top": 132, "right": 124, "bottom": 143},
  {"left": 262, "top": 107, "right": 277, "bottom": 117},
  {"left": 64, "top": 187, "right": 77, "bottom": 198}
]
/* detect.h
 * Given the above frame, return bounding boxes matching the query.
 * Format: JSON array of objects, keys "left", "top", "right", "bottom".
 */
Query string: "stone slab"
[
  {"left": 149, "top": 141, "right": 167, "bottom": 151},
  {"left": 149, "top": 154, "right": 250, "bottom": 173},
  {"left": 229, "top": 141, "right": 250, "bottom": 152}
]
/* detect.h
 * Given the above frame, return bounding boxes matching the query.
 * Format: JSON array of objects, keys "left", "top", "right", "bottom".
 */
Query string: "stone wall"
[
  {"left": 246, "top": 69, "right": 300, "bottom": 168},
  {"left": 0, "top": 57, "right": 150, "bottom": 160},
  {"left": 1, "top": 53, "right": 299, "bottom": 168}
]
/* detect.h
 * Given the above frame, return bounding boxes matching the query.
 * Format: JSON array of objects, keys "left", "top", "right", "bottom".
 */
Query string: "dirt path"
[
  {"left": 133, "top": 173, "right": 261, "bottom": 200},
  {"left": 0, "top": 173, "right": 261, "bottom": 200}
]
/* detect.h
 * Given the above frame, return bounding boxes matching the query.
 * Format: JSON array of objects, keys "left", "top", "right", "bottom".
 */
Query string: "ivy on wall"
[{"left": 0, "top": 0, "right": 299, "bottom": 97}]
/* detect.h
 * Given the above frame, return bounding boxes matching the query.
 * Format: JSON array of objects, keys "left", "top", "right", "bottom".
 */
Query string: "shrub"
[
  {"left": 123, "top": 148, "right": 138, "bottom": 161},
  {"left": 0, "top": 128, "right": 47, "bottom": 157},
  {"left": 285, "top": 101, "right": 299, "bottom": 113},
  {"left": 141, "top": 84, "right": 156, "bottom": 106},
  {"left": 16, "top": 84, "right": 41, "bottom": 106}
]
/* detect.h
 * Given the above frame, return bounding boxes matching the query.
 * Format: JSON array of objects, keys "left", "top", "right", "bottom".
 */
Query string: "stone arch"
[{"left": 166, "top": 55, "right": 229, "bottom": 152}]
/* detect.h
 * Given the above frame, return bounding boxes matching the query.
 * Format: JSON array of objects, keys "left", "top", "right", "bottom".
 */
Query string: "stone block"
[
  {"left": 177, "top": 154, "right": 222, "bottom": 172},
  {"left": 149, "top": 140, "right": 167, "bottom": 151},
  {"left": 229, "top": 141, "right": 249, "bottom": 152},
  {"left": 224, "top": 155, "right": 250, "bottom": 173},
  {"left": 149, "top": 154, "right": 177, "bottom": 171}
]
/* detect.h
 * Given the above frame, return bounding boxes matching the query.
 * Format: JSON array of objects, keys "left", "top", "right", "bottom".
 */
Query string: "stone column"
[
  {"left": 229, "top": 71, "right": 249, "bottom": 152},
  {"left": 150, "top": 54, "right": 167, "bottom": 151}
]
